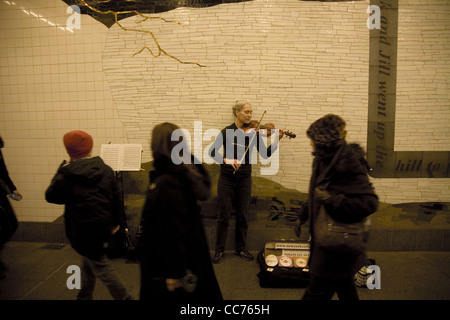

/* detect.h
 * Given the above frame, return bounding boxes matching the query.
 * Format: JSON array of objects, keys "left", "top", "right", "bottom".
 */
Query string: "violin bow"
[{"left": 233, "top": 110, "right": 266, "bottom": 174}]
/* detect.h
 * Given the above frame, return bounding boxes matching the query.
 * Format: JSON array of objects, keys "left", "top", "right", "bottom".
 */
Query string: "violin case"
[{"left": 257, "top": 240, "right": 310, "bottom": 288}]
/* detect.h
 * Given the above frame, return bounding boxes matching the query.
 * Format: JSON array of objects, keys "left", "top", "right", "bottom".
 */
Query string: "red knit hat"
[{"left": 63, "top": 130, "right": 93, "bottom": 159}]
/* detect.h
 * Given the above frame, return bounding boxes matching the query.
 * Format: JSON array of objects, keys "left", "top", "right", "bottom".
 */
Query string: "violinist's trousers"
[{"left": 215, "top": 164, "right": 252, "bottom": 252}]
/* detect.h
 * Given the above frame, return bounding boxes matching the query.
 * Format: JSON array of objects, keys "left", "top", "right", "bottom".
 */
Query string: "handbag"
[
  {"left": 312, "top": 144, "right": 368, "bottom": 255},
  {"left": 106, "top": 226, "right": 133, "bottom": 259},
  {"left": 314, "top": 204, "right": 367, "bottom": 255}
]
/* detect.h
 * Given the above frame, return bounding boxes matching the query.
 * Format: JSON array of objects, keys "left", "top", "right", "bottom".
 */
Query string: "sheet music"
[
  {"left": 100, "top": 144, "right": 142, "bottom": 171},
  {"left": 121, "top": 144, "right": 142, "bottom": 171}
]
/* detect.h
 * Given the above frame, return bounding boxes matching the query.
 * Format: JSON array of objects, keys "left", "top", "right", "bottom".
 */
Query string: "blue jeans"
[
  {"left": 77, "top": 254, "right": 132, "bottom": 300},
  {"left": 215, "top": 165, "right": 252, "bottom": 252}
]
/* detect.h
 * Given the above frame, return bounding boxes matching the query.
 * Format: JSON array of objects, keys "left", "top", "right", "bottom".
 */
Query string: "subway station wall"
[{"left": 0, "top": 0, "right": 449, "bottom": 222}]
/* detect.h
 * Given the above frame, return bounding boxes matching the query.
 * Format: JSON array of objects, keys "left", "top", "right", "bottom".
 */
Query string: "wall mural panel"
[
  {"left": 62, "top": 0, "right": 255, "bottom": 27},
  {"left": 368, "top": 0, "right": 450, "bottom": 178},
  {"left": 64, "top": 0, "right": 449, "bottom": 206},
  {"left": 65, "top": 0, "right": 450, "bottom": 180}
]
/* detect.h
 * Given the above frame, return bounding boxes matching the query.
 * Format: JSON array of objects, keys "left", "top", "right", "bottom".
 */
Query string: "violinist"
[{"left": 208, "top": 100, "right": 283, "bottom": 264}]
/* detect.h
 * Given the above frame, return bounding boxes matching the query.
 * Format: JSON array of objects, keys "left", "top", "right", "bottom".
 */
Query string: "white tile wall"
[
  {"left": 0, "top": 0, "right": 127, "bottom": 221},
  {"left": 395, "top": 0, "right": 450, "bottom": 151},
  {"left": 0, "top": 0, "right": 449, "bottom": 222}
]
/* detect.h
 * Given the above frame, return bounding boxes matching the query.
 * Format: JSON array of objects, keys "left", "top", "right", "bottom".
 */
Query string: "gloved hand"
[{"left": 294, "top": 220, "right": 307, "bottom": 238}]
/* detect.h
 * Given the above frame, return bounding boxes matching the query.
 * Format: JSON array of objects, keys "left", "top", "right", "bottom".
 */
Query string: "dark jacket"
[
  {"left": 0, "top": 145, "right": 19, "bottom": 245},
  {"left": 299, "top": 142, "right": 378, "bottom": 279},
  {"left": 0, "top": 147, "right": 17, "bottom": 196},
  {"left": 139, "top": 156, "right": 222, "bottom": 301},
  {"left": 45, "top": 156, "right": 123, "bottom": 259}
]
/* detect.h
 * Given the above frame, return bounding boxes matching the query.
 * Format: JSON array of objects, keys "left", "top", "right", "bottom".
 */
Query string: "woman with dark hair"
[
  {"left": 139, "top": 122, "right": 222, "bottom": 301},
  {"left": 296, "top": 114, "right": 378, "bottom": 300}
]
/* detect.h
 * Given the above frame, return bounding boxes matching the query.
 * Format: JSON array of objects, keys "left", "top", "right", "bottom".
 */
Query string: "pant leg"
[
  {"left": 82, "top": 254, "right": 132, "bottom": 300},
  {"left": 302, "top": 274, "right": 359, "bottom": 300},
  {"left": 302, "top": 274, "right": 336, "bottom": 300},
  {"left": 335, "top": 277, "right": 359, "bottom": 300},
  {"left": 215, "top": 172, "right": 235, "bottom": 252},
  {"left": 140, "top": 278, "right": 190, "bottom": 302},
  {"left": 234, "top": 173, "right": 251, "bottom": 251},
  {"left": 77, "top": 256, "right": 96, "bottom": 300}
]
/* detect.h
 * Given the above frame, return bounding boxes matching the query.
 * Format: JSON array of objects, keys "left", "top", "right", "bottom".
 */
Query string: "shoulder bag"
[{"left": 106, "top": 226, "right": 133, "bottom": 259}]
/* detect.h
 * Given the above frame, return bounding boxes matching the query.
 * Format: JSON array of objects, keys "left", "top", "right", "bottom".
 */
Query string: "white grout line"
[{"left": 19, "top": 258, "right": 73, "bottom": 300}]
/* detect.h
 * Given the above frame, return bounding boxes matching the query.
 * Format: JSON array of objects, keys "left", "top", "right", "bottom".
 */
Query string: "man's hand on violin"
[{"left": 224, "top": 158, "right": 241, "bottom": 171}]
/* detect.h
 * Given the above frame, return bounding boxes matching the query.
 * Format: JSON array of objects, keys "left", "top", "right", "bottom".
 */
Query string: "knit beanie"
[
  {"left": 306, "top": 114, "right": 346, "bottom": 150},
  {"left": 63, "top": 130, "right": 93, "bottom": 159}
]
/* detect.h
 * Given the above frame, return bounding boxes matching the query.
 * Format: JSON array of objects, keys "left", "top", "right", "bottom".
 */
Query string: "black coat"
[
  {"left": 139, "top": 157, "right": 222, "bottom": 301},
  {"left": 45, "top": 157, "right": 124, "bottom": 259},
  {"left": 299, "top": 142, "right": 379, "bottom": 279},
  {"left": 0, "top": 147, "right": 17, "bottom": 196},
  {"left": 0, "top": 147, "right": 18, "bottom": 245}
]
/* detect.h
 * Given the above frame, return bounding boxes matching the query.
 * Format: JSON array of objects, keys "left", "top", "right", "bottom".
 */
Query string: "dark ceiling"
[
  {"left": 60, "top": 0, "right": 354, "bottom": 28},
  {"left": 61, "top": 0, "right": 252, "bottom": 28}
]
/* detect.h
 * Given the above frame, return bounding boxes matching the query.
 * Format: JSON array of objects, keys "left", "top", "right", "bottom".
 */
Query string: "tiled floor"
[{"left": 1, "top": 241, "right": 449, "bottom": 301}]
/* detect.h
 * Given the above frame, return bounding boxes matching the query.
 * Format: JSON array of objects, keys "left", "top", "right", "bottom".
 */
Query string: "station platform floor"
[{"left": 0, "top": 241, "right": 449, "bottom": 301}]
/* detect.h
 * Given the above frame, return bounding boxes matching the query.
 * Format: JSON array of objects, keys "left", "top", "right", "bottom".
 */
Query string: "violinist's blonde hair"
[{"left": 232, "top": 100, "right": 250, "bottom": 117}]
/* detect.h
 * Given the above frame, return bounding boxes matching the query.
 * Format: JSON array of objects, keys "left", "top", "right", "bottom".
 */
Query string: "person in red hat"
[
  {"left": 46, "top": 130, "right": 133, "bottom": 300},
  {"left": 62, "top": 130, "right": 94, "bottom": 160}
]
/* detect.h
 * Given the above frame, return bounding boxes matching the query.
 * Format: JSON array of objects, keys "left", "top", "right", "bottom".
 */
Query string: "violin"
[
  {"left": 232, "top": 111, "right": 295, "bottom": 174},
  {"left": 242, "top": 120, "right": 296, "bottom": 139}
]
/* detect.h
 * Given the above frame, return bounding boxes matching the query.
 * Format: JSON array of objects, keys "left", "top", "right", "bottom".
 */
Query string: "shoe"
[
  {"left": 212, "top": 251, "right": 224, "bottom": 264},
  {"left": 235, "top": 249, "right": 254, "bottom": 261}
]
